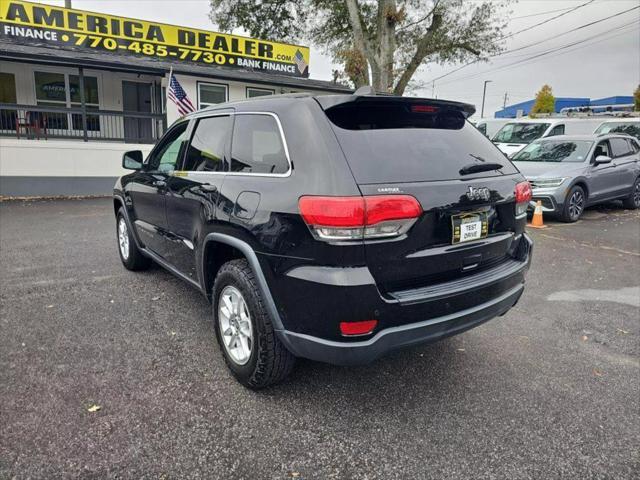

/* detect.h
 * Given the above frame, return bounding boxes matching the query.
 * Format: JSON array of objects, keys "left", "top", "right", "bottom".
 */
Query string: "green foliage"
[
  {"left": 634, "top": 84, "right": 640, "bottom": 111},
  {"left": 209, "top": 0, "right": 513, "bottom": 94},
  {"left": 531, "top": 84, "right": 555, "bottom": 116}
]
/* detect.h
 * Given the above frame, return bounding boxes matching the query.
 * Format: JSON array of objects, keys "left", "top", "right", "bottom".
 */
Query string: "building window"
[
  {"left": 246, "top": 87, "right": 275, "bottom": 98},
  {"left": 69, "top": 75, "right": 100, "bottom": 131},
  {"left": 198, "top": 82, "right": 227, "bottom": 109},
  {"left": 0, "top": 72, "right": 17, "bottom": 131},
  {"left": 34, "top": 71, "right": 100, "bottom": 132},
  {"left": 0, "top": 72, "right": 17, "bottom": 103}
]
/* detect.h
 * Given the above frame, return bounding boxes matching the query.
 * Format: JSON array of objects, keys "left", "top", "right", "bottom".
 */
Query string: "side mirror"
[
  {"left": 123, "top": 150, "right": 143, "bottom": 170},
  {"left": 594, "top": 155, "right": 612, "bottom": 165}
]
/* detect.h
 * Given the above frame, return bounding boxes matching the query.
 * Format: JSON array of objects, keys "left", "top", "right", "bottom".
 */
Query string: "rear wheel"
[
  {"left": 560, "top": 185, "right": 585, "bottom": 223},
  {"left": 116, "top": 208, "right": 151, "bottom": 271},
  {"left": 213, "top": 259, "right": 295, "bottom": 389},
  {"left": 621, "top": 177, "right": 640, "bottom": 210}
]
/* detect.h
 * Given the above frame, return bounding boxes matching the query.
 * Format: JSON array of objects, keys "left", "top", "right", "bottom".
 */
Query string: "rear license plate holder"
[{"left": 451, "top": 212, "right": 488, "bottom": 244}]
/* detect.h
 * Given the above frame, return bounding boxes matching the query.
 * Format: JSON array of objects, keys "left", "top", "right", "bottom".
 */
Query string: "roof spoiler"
[
  {"left": 316, "top": 91, "right": 476, "bottom": 118},
  {"left": 353, "top": 85, "right": 394, "bottom": 97}
]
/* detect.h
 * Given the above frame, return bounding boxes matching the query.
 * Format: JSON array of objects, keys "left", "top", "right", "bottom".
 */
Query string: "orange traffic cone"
[{"left": 528, "top": 200, "right": 547, "bottom": 229}]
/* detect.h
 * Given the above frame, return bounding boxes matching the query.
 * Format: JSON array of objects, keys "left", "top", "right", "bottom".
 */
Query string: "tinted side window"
[
  {"left": 183, "top": 115, "right": 231, "bottom": 172},
  {"left": 610, "top": 138, "right": 632, "bottom": 158},
  {"left": 593, "top": 141, "right": 610, "bottom": 159},
  {"left": 628, "top": 139, "right": 640, "bottom": 153},
  {"left": 548, "top": 124, "right": 565, "bottom": 136},
  {"left": 148, "top": 122, "right": 188, "bottom": 172},
  {"left": 231, "top": 114, "right": 288, "bottom": 174}
]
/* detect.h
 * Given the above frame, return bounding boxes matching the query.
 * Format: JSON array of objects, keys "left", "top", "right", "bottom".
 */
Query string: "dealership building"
[
  {"left": 494, "top": 96, "right": 634, "bottom": 118},
  {"left": 0, "top": 0, "right": 350, "bottom": 196}
]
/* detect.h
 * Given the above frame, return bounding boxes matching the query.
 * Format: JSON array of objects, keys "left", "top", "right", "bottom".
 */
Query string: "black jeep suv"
[{"left": 113, "top": 91, "right": 533, "bottom": 388}]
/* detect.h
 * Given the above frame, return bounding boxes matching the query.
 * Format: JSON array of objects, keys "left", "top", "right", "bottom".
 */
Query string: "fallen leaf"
[
  {"left": 152, "top": 296, "right": 160, "bottom": 301},
  {"left": 593, "top": 368, "right": 603, "bottom": 377},
  {"left": 581, "top": 336, "right": 588, "bottom": 342},
  {"left": 616, "top": 328, "right": 629, "bottom": 335},
  {"left": 87, "top": 404, "right": 101, "bottom": 412},
  {"left": 457, "top": 348, "right": 465, "bottom": 352},
  {"left": 170, "top": 331, "right": 176, "bottom": 336},
  {"left": 46, "top": 305, "right": 54, "bottom": 308}
]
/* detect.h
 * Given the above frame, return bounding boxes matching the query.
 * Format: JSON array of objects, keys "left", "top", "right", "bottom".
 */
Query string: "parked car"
[
  {"left": 475, "top": 118, "right": 510, "bottom": 138},
  {"left": 113, "top": 91, "right": 533, "bottom": 388},
  {"left": 493, "top": 118, "right": 603, "bottom": 157},
  {"left": 593, "top": 118, "right": 640, "bottom": 140},
  {"left": 511, "top": 134, "right": 640, "bottom": 222}
]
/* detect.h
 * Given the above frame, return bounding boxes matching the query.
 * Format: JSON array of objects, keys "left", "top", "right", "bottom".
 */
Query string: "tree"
[
  {"left": 530, "top": 84, "right": 555, "bottom": 116},
  {"left": 634, "top": 84, "right": 640, "bottom": 111},
  {"left": 209, "top": 0, "right": 512, "bottom": 95}
]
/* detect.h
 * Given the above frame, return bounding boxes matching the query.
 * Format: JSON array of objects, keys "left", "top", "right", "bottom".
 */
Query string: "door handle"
[
  {"left": 197, "top": 183, "right": 218, "bottom": 193},
  {"left": 152, "top": 180, "right": 167, "bottom": 188}
]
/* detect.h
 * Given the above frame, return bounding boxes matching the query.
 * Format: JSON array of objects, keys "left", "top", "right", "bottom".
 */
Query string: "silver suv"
[{"left": 511, "top": 134, "right": 640, "bottom": 222}]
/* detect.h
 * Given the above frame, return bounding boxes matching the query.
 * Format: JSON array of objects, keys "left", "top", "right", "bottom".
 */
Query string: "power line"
[
  {"left": 426, "top": 5, "right": 640, "bottom": 84},
  {"left": 434, "top": 22, "right": 639, "bottom": 87},
  {"left": 498, "top": 0, "right": 597, "bottom": 41},
  {"left": 501, "top": 5, "right": 640, "bottom": 56},
  {"left": 510, "top": 7, "right": 576, "bottom": 20},
  {"left": 436, "top": 24, "right": 638, "bottom": 87}
]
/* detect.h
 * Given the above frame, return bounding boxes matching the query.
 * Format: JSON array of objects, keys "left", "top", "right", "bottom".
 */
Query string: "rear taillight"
[
  {"left": 515, "top": 181, "right": 532, "bottom": 216},
  {"left": 298, "top": 195, "right": 422, "bottom": 241},
  {"left": 340, "top": 320, "right": 378, "bottom": 336}
]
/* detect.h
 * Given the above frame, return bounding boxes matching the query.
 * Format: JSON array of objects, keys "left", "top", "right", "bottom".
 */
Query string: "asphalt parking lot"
[{"left": 1, "top": 198, "right": 638, "bottom": 479}]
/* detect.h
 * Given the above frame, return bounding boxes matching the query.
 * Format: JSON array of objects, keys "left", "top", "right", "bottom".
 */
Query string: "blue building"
[{"left": 494, "top": 96, "right": 633, "bottom": 118}]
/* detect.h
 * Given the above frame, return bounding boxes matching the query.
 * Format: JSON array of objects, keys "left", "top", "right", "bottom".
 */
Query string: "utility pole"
[
  {"left": 503, "top": 92, "right": 509, "bottom": 110},
  {"left": 431, "top": 81, "right": 435, "bottom": 98},
  {"left": 481, "top": 80, "right": 492, "bottom": 118},
  {"left": 65, "top": 0, "right": 72, "bottom": 8}
]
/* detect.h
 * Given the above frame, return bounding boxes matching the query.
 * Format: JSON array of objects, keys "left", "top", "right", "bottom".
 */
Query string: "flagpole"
[{"left": 165, "top": 67, "right": 172, "bottom": 114}]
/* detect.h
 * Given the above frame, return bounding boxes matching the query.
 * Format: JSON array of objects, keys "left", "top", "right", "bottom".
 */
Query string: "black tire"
[
  {"left": 116, "top": 208, "right": 151, "bottom": 271},
  {"left": 621, "top": 177, "right": 640, "bottom": 210},
  {"left": 213, "top": 259, "right": 295, "bottom": 389},
  {"left": 560, "top": 185, "right": 586, "bottom": 223}
]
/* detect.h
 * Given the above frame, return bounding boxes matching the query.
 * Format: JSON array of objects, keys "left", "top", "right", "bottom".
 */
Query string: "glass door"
[{"left": 122, "top": 81, "right": 152, "bottom": 143}]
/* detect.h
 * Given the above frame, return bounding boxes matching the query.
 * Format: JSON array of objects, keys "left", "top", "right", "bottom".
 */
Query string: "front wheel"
[
  {"left": 116, "top": 208, "right": 151, "bottom": 271},
  {"left": 621, "top": 177, "right": 640, "bottom": 210},
  {"left": 560, "top": 185, "right": 586, "bottom": 223},
  {"left": 213, "top": 259, "right": 295, "bottom": 389}
]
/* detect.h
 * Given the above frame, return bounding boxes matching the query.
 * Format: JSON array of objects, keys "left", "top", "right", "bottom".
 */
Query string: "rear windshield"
[
  {"left": 594, "top": 122, "right": 640, "bottom": 140},
  {"left": 324, "top": 102, "right": 517, "bottom": 184},
  {"left": 492, "top": 122, "right": 550, "bottom": 144},
  {"left": 512, "top": 140, "right": 593, "bottom": 163}
]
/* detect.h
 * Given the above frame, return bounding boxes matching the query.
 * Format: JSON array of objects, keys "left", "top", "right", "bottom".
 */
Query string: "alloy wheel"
[
  {"left": 218, "top": 286, "right": 253, "bottom": 365},
  {"left": 568, "top": 190, "right": 584, "bottom": 221},
  {"left": 118, "top": 217, "right": 130, "bottom": 260}
]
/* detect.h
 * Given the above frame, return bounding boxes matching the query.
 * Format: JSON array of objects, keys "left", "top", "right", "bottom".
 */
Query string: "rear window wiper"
[{"left": 459, "top": 162, "right": 504, "bottom": 175}]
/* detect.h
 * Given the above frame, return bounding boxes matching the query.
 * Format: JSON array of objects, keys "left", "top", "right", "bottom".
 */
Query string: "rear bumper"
[
  {"left": 267, "top": 233, "right": 533, "bottom": 365},
  {"left": 280, "top": 283, "right": 524, "bottom": 365}
]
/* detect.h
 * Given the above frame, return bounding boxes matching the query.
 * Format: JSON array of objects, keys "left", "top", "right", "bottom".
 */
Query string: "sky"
[{"left": 25, "top": 0, "right": 640, "bottom": 118}]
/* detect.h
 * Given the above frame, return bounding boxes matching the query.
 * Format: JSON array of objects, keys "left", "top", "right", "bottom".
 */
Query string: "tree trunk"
[
  {"left": 377, "top": 0, "right": 397, "bottom": 92},
  {"left": 393, "top": 12, "right": 443, "bottom": 96}
]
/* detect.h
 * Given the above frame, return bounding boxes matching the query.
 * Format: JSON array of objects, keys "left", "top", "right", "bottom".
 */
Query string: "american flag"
[{"left": 167, "top": 70, "right": 195, "bottom": 116}]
